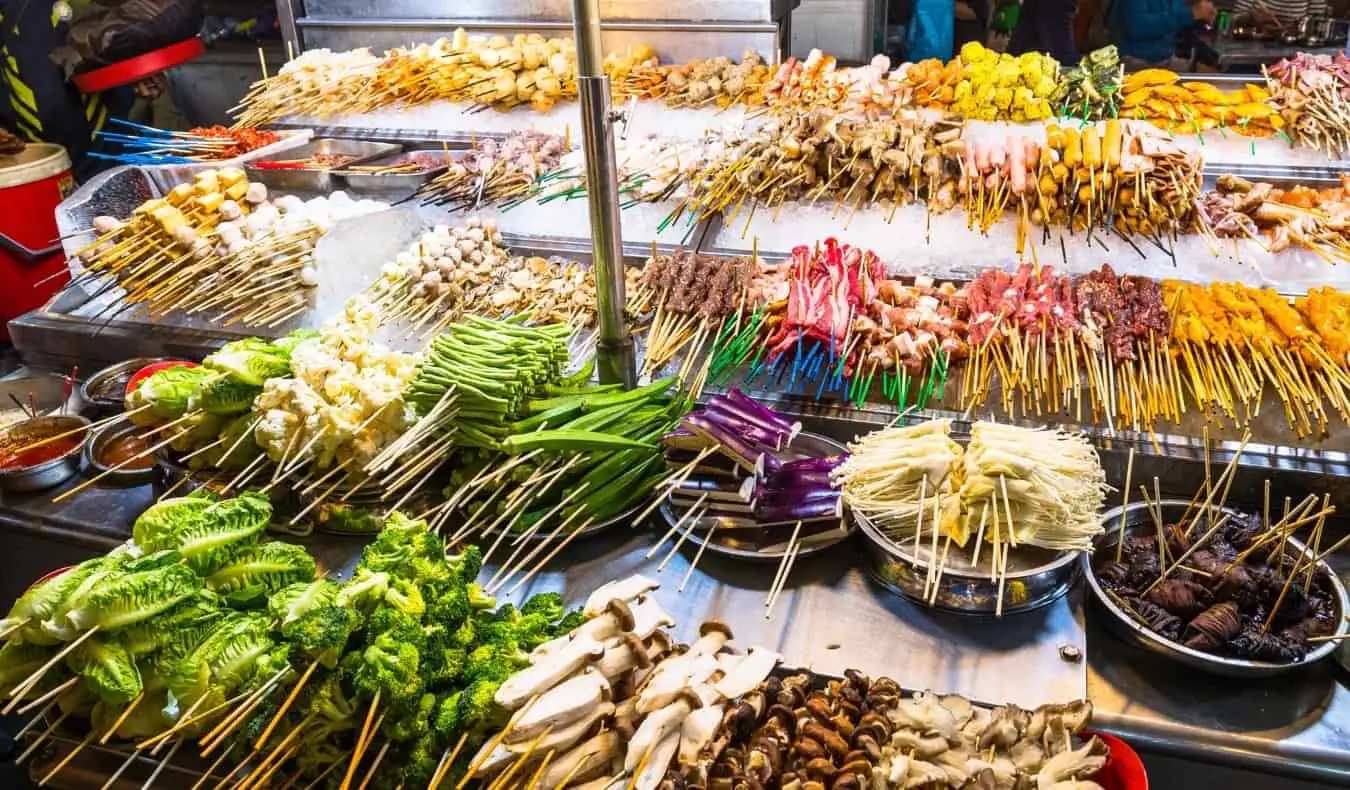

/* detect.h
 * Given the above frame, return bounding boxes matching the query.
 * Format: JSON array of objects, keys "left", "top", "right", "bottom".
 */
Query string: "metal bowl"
[
  {"left": 0, "top": 416, "right": 89, "bottom": 492},
  {"left": 854, "top": 508, "right": 1079, "bottom": 614},
  {"left": 1084, "top": 500, "right": 1350, "bottom": 677},
  {"left": 79, "top": 357, "right": 172, "bottom": 417},
  {"left": 84, "top": 418, "right": 160, "bottom": 486},
  {"left": 656, "top": 431, "right": 852, "bottom": 562}
]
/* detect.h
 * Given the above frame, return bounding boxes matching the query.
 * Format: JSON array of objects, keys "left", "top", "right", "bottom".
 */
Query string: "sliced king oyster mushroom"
[
  {"left": 537, "top": 731, "right": 623, "bottom": 790},
  {"left": 495, "top": 633, "right": 607, "bottom": 709},
  {"left": 584, "top": 575, "right": 659, "bottom": 616},
  {"left": 626, "top": 689, "right": 703, "bottom": 772},
  {"left": 506, "top": 701, "right": 615, "bottom": 756},
  {"left": 504, "top": 670, "right": 612, "bottom": 743},
  {"left": 713, "top": 646, "right": 781, "bottom": 700}
]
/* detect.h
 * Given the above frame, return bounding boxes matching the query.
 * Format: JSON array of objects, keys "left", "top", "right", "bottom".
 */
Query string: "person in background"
[
  {"left": 0, "top": 0, "right": 202, "bottom": 177},
  {"left": 907, "top": 0, "right": 955, "bottom": 61},
  {"left": 1110, "top": 0, "right": 1215, "bottom": 69},
  {"left": 1008, "top": 0, "right": 1081, "bottom": 64},
  {"left": 1232, "top": 0, "right": 1327, "bottom": 29}
]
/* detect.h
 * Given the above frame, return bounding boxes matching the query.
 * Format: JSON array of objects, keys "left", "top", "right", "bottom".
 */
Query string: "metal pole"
[{"left": 572, "top": 0, "right": 636, "bottom": 387}]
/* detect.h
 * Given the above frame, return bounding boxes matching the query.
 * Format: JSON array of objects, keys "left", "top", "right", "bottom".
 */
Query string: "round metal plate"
[
  {"left": 853, "top": 508, "right": 1078, "bottom": 614},
  {"left": 655, "top": 431, "right": 852, "bottom": 562},
  {"left": 1085, "top": 500, "right": 1350, "bottom": 677}
]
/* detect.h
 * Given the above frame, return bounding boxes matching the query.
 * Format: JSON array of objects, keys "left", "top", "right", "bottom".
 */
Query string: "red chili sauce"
[
  {"left": 99, "top": 434, "right": 154, "bottom": 469},
  {"left": 0, "top": 436, "right": 80, "bottom": 469}
]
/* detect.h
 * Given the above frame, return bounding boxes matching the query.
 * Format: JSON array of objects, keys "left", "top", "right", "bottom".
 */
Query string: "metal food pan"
[
  {"left": 1084, "top": 500, "right": 1350, "bottom": 677},
  {"left": 245, "top": 138, "right": 402, "bottom": 194},
  {"left": 854, "top": 508, "right": 1079, "bottom": 615},
  {"left": 339, "top": 150, "right": 455, "bottom": 196}
]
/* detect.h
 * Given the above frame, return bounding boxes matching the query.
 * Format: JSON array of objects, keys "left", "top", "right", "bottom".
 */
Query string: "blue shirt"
[{"left": 1111, "top": 0, "right": 1195, "bottom": 63}]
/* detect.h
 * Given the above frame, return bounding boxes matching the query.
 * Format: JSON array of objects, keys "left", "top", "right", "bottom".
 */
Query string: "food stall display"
[{"left": 12, "top": 3, "right": 1350, "bottom": 784}]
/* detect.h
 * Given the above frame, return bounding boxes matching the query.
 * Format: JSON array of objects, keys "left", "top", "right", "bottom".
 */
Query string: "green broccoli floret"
[
  {"left": 365, "top": 608, "right": 425, "bottom": 648},
  {"left": 399, "top": 733, "right": 443, "bottom": 788},
  {"left": 446, "top": 544, "right": 483, "bottom": 586},
  {"left": 384, "top": 692, "right": 436, "bottom": 742},
  {"left": 432, "top": 691, "right": 463, "bottom": 740},
  {"left": 335, "top": 569, "right": 391, "bottom": 613},
  {"left": 449, "top": 618, "right": 476, "bottom": 649},
  {"left": 463, "top": 643, "right": 527, "bottom": 685},
  {"left": 479, "top": 605, "right": 553, "bottom": 652},
  {"left": 427, "top": 585, "right": 470, "bottom": 630},
  {"left": 468, "top": 583, "right": 496, "bottom": 611},
  {"left": 552, "top": 608, "right": 586, "bottom": 635},
  {"left": 520, "top": 592, "right": 564, "bottom": 622},
  {"left": 281, "top": 606, "right": 360, "bottom": 668},
  {"left": 455, "top": 678, "right": 506, "bottom": 733},
  {"left": 383, "top": 578, "right": 426, "bottom": 617},
  {"left": 360, "top": 514, "right": 450, "bottom": 586},
  {"left": 349, "top": 637, "right": 423, "bottom": 703},
  {"left": 302, "top": 673, "right": 356, "bottom": 739}
]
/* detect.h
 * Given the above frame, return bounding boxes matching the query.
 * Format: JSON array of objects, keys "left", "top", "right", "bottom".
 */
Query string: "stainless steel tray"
[
  {"left": 1084, "top": 500, "right": 1350, "bottom": 677},
  {"left": 339, "top": 150, "right": 452, "bottom": 196},
  {"left": 854, "top": 508, "right": 1079, "bottom": 614},
  {"left": 245, "top": 138, "right": 402, "bottom": 193},
  {"left": 656, "top": 431, "right": 851, "bottom": 562},
  {"left": 516, "top": 500, "right": 646, "bottom": 543}
]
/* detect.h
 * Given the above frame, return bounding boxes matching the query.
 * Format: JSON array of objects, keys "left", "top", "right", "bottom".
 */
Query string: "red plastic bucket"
[
  {"left": 0, "top": 143, "right": 74, "bottom": 340},
  {"left": 1091, "top": 731, "right": 1149, "bottom": 790}
]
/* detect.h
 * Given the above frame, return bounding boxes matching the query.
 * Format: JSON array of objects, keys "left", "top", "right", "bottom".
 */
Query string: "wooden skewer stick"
[
  {"left": 99, "top": 744, "right": 145, "bottom": 790},
  {"left": 54, "top": 428, "right": 189, "bottom": 503},
  {"left": 190, "top": 744, "right": 238, "bottom": 790},
  {"left": 38, "top": 729, "right": 95, "bottom": 786},
  {"left": 151, "top": 694, "right": 206, "bottom": 756},
  {"left": 15, "top": 711, "right": 69, "bottom": 765},
  {"left": 632, "top": 447, "right": 718, "bottom": 525},
  {"left": 298, "top": 746, "right": 350, "bottom": 790},
  {"left": 649, "top": 493, "right": 710, "bottom": 563},
  {"left": 506, "top": 516, "right": 598, "bottom": 597},
  {"left": 199, "top": 666, "right": 290, "bottom": 754},
  {"left": 765, "top": 521, "right": 804, "bottom": 607},
  {"left": 679, "top": 520, "right": 719, "bottom": 593},
  {"left": 17, "top": 676, "right": 79, "bottom": 716},
  {"left": 5, "top": 627, "right": 101, "bottom": 710},
  {"left": 141, "top": 736, "right": 186, "bottom": 790},
  {"left": 1140, "top": 513, "right": 1232, "bottom": 596},
  {"left": 1306, "top": 633, "right": 1350, "bottom": 643},
  {"left": 95, "top": 691, "right": 141, "bottom": 740},
  {"left": 429, "top": 732, "right": 471, "bottom": 790},
  {"left": 1114, "top": 447, "right": 1136, "bottom": 563},
  {"left": 133, "top": 686, "right": 247, "bottom": 749},
  {"left": 341, "top": 691, "right": 382, "bottom": 790},
  {"left": 254, "top": 661, "right": 317, "bottom": 750},
  {"left": 356, "top": 741, "right": 392, "bottom": 790},
  {"left": 456, "top": 700, "right": 537, "bottom": 790},
  {"left": 765, "top": 540, "right": 802, "bottom": 620},
  {"left": 1303, "top": 494, "right": 1331, "bottom": 594},
  {"left": 657, "top": 503, "right": 706, "bottom": 574}
]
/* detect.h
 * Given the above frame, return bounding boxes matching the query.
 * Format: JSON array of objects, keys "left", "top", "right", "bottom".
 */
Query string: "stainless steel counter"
[{"left": 1, "top": 473, "right": 1348, "bottom": 783}]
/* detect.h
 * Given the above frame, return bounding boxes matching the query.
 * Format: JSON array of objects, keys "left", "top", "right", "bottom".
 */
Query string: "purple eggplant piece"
[
  {"left": 726, "top": 389, "right": 801, "bottom": 436},
  {"left": 754, "top": 496, "right": 843, "bottom": 523},
  {"left": 778, "top": 455, "right": 845, "bottom": 472},
  {"left": 683, "top": 413, "right": 776, "bottom": 475},
  {"left": 699, "top": 403, "right": 789, "bottom": 452},
  {"left": 705, "top": 399, "right": 794, "bottom": 450},
  {"left": 671, "top": 495, "right": 758, "bottom": 515},
  {"left": 675, "top": 475, "right": 757, "bottom": 503},
  {"left": 759, "top": 486, "right": 839, "bottom": 507},
  {"left": 767, "top": 468, "right": 835, "bottom": 490},
  {"left": 662, "top": 431, "right": 714, "bottom": 454}
]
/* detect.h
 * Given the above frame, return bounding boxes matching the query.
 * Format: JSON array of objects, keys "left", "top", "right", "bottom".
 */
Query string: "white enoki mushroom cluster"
[
  {"left": 473, "top": 575, "right": 784, "bottom": 790},
  {"left": 253, "top": 296, "right": 421, "bottom": 471},
  {"left": 833, "top": 419, "right": 1106, "bottom": 552}
]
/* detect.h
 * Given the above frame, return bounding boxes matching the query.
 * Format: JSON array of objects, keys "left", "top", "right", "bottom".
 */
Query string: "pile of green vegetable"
[
  {"left": 405, "top": 316, "right": 687, "bottom": 534},
  {"left": 0, "top": 494, "right": 579, "bottom": 789},
  {"left": 125, "top": 330, "right": 317, "bottom": 472}
]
